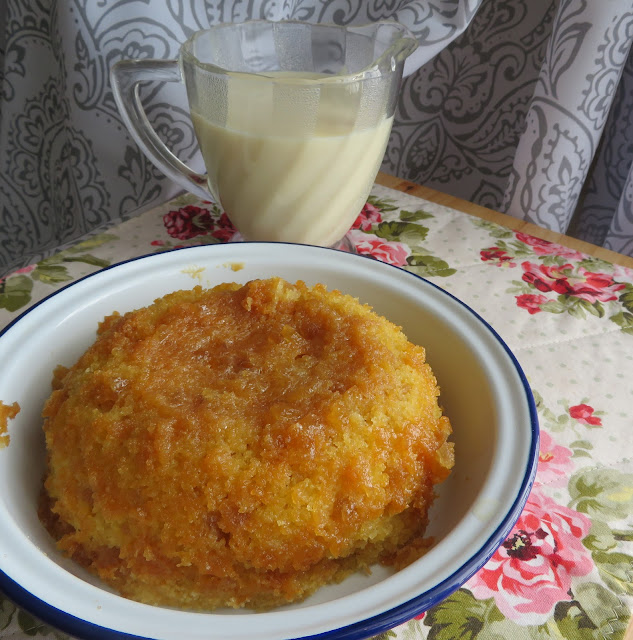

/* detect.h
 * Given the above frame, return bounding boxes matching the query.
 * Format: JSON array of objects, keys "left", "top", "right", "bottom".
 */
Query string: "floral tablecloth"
[{"left": 1, "top": 183, "right": 632, "bottom": 640}]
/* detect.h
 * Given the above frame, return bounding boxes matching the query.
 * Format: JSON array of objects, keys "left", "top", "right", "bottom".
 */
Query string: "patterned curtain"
[
  {"left": 1, "top": 0, "right": 632, "bottom": 277},
  {"left": 387, "top": 0, "right": 633, "bottom": 255}
]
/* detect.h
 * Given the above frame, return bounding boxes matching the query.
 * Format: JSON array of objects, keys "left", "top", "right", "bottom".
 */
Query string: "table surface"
[{"left": 1, "top": 173, "right": 632, "bottom": 640}]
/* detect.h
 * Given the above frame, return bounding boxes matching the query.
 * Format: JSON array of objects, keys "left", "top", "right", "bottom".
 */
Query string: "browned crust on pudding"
[{"left": 40, "top": 278, "right": 454, "bottom": 610}]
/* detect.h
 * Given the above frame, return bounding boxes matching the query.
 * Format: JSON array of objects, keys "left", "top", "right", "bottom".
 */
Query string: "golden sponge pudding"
[{"left": 40, "top": 277, "right": 453, "bottom": 610}]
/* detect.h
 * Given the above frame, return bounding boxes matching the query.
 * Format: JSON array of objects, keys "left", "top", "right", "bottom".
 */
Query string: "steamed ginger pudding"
[{"left": 40, "top": 277, "right": 454, "bottom": 610}]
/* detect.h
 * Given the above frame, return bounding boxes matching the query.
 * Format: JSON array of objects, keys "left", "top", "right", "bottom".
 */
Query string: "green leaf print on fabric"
[
  {"left": 577, "top": 257, "right": 615, "bottom": 272},
  {"left": 591, "top": 551, "right": 633, "bottom": 595},
  {"left": 538, "top": 295, "right": 606, "bottom": 320},
  {"left": 395, "top": 209, "right": 456, "bottom": 275},
  {"left": 539, "top": 254, "right": 575, "bottom": 267},
  {"left": 373, "top": 221, "right": 428, "bottom": 244},
  {"left": 167, "top": 192, "right": 204, "bottom": 208},
  {"left": 577, "top": 298, "right": 606, "bottom": 318},
  {"left": 532, "top": 392, "right": 572, "bottom": 433},
  {"left": 553, "top": 599, "right": 608, "bottom": 640},
  {"left": 610, "top": 311, "right": 633, "bottom": 334},
  {"left": 539, "top": 297, "right": 569, "bottom": 314},
  {"left": 569, "top": 439, "right": 594, "bottom": 459},
  {"left": 568, "top": 468, "right": 633, "bottom": 520},
  {"left": 17, "top": 608, "right": 67, "bottom": 638},
  {"left": 0, "top": 275, "right": 34, "bottom": 312},
  {"left": 366, "top": 195, "right": 399, "bottom": 213},
  {"left": 33, "top": 240, "right": 113, "bottom": 285},
  {"left": 583, "top": 520, "right": 619, "bottom": 552},
  {"left": 68, "top": 233, "right": 119, "bottom": 253},
  {"left": 472, "top": 219, "right": 514, "bottom": 240},
  {"left": 620, "top": 287, "right": 633, "bottom": 313},
  {"left": 0, "top": 233, "right": 116, "bottom": 313},
  {"left": 32, "top": 264, "right": 74, "bottom": 285},
  {"left": 423, "top": 588, "right": 503, "bottom": 640},
  {"left": 0, "top": 594, "right": 16, "bottom": 630},
  {"left": 399, "top": 209, "right": 435, "bottom": 223},
  {"left": 572, "top": 582, "right": 630, "bottom": 640},
  {"left": 405, "top": 254, "right": 457, "bottom": 278}
]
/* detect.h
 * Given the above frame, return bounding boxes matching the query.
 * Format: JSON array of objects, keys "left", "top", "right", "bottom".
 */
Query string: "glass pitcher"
[{"left": 111, "top": 20, "right": 417, "bottom": 247}]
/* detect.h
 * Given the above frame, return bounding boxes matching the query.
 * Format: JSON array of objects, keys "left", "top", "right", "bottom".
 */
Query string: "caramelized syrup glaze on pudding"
[{"left": 39, "top": 278, "right": 454, "bottom": 610}]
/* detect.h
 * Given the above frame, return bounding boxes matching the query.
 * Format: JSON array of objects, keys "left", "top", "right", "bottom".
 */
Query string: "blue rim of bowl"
[{"left": 0, "top": 242, "right": 539, "bottom": 640}]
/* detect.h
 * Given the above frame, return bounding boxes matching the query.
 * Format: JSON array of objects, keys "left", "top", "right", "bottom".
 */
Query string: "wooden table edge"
[{"left": 376, "top": 173, "right": 633, "bottom": 270}]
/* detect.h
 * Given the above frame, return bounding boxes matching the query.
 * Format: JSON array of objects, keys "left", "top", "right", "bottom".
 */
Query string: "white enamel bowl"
[{"left": 0, "top": 243, "right": 538, "bottom": 640}]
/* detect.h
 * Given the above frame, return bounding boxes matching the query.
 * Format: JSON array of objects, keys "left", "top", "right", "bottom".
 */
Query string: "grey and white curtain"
[
  {"left": 1, "top": 0, "right": 632, "bottom": 277},
  {"left": 388, "top": 0, "right": 633, "bottom": 255}
]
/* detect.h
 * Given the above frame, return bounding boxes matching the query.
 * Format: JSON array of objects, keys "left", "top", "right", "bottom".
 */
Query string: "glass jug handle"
[{"left": 110, "top": 59, "right": 211, "bottom": 200}]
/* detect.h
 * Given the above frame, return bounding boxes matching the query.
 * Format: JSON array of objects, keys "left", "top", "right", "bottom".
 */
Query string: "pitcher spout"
[{"left": 348, "top": 21, "right": 419, "bottom": 76}]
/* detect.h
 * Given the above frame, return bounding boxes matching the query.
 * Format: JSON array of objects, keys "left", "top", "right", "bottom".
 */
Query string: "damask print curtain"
[
  {"left": 388, "top": 0, "right": 633, "bottom": 255},
  {"left": 1, "top": 0, "right": 632, "bottom": 277}
]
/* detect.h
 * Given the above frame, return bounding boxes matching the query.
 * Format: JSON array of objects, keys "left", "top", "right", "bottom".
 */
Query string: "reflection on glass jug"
[{"left": 111, "top": 20, "right": 417, "bottom": 248}]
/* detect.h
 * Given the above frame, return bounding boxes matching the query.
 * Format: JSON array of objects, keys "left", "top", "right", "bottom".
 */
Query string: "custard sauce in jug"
[{"left": 191, "top": 72, "right": 393, "bottom": 246}]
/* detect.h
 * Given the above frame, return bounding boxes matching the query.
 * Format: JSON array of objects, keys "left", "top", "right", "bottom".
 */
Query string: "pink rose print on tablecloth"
[
  {"left": 210, "top": 212, "right": 238, "bottom": 243},
  {"left": 612, "top": 262, "right": 633, "bottom": 282},
  {"left": 163, "top": 205, "right": 214, "bottom": 240},
  {"left": 520, "top": 262, "right": 576, "bottom": 295},
  {"left": 162, "top": 205, "right": 237, "bottom": 243},
  {"left": 468, "top": 488, "right": 593, "bottom": 625},
  {"left": 572, "top": 268, "right": 628, "bottom": 303},
  {"left": 569, "top": 404, "right": 602, "bottom": 427},
  {"left": 515, "top": 293, "right": 549, "bottom": 314},
  {"left": 481, "top": 247, "right": 517, "bottom": 267},
  {"left": 12, "top": 265, "right": 35, "bottom": 276},
  {"left": 536, "top": 431, "right": 573, "bottom": 487},
  {"left": 352, "top": 202, "right": 382, "bottom": 231},
  {"left": 515, "top": 233, "right": 584, "bottom": 261},
  {"left": 477, "top": 223, "right": 633, "bottom": 329},
  {"left": 520, "top": 262, "right": 626, "bottom": 303},
  {"left": 348, "top": 231, "right": 409, "bottom": 266}
]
